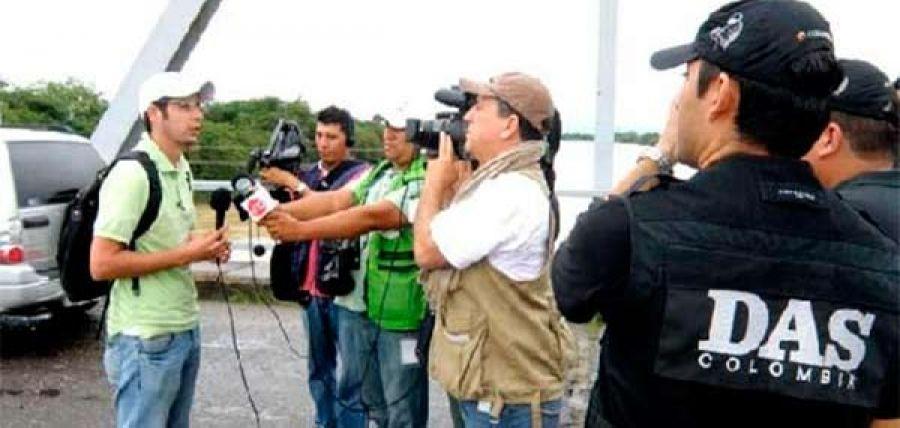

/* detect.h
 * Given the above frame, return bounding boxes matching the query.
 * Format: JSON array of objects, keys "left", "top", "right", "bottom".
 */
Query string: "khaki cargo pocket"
[
  {"left": 550, "top": 316, "right": 578, "bottom": 377},
  {"left": 430, "top": 309, "right": 488, "bottom": 399}
]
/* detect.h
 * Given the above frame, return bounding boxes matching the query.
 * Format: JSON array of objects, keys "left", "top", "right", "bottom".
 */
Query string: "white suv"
[{"left": 0, "top": 127, "right": 104, "bottom": 319}]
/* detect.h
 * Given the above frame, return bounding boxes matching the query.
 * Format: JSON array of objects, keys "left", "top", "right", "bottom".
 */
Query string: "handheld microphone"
[
  {"left": 209, "top": 188, "right": 232, "bottom": 267},
  {"left": 230, "top": 174, "right": 279, "bottom": 223},
  {"left": 210, "top": 188, "right": 232, "bottom": 229}
]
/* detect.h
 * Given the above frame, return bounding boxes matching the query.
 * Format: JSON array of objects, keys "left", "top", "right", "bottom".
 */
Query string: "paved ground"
[
  {"left": 0, "top": 243, "right": 601, "bottom": 427},
  {"left": 0, "top": 297, "right": 600, "bottom": 427},
  {"left": 0, "top": 299, "right": 463, "bottom": 427}
]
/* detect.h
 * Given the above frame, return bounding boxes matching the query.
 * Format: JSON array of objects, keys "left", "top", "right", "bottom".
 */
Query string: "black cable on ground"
[
  {"left": 216, "top": 264, "right": 262, "bottom": 428},
  {"left": 247, "top": 222, "right": 306, "bottom": 359}
]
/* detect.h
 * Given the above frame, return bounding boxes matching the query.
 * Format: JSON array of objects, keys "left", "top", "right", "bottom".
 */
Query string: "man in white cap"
[
  {"left": 90, "top": 72, "right": 229, "bottom": 428},
  {"left": 261, "top": 105, "right": 430, "bottom": 427}
]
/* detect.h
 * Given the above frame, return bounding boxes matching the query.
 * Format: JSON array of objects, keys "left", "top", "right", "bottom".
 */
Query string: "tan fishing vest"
[{"left": 425, "top": 164, "right": 577, "bottom": 425}]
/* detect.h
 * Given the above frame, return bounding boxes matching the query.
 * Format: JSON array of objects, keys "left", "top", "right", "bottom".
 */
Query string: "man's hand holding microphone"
[{"left": 228, "top": 174, "right": 304, "bottom": 242}]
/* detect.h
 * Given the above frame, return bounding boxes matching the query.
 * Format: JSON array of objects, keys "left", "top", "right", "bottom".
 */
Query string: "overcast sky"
[{"left": 1, "top": 0, "right": 897, "bottom": 133}]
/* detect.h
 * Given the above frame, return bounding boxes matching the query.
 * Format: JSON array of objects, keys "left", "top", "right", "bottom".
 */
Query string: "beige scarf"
[{"left": 422, "top": 140, "right": 547, "bottom": 309}]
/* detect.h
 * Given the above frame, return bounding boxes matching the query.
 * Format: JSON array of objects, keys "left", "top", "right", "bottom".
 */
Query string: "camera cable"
[
  {"left": 246, "top": 221, "right": 306, "bottom": 359},
  {"left": 215, "top": 260, "right": 262, "bottom": 428}
]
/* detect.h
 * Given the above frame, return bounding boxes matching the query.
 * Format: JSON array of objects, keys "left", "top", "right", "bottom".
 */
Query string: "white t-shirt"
[{"left": 430, "top": 172, "right": 550, "bottom": 281}]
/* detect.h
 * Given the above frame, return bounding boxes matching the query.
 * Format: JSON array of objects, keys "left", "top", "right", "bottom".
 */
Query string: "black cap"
[
  {"left": 831, "top": 60, "right": 899, "bottom": 126},
  {"left": 651, "top": 0, "right": 841, "bottom": 96}
]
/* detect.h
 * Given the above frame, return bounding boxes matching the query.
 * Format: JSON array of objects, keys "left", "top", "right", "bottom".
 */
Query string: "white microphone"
[{"left": 232, "top": 175, "right": 279, "bottom": 223}]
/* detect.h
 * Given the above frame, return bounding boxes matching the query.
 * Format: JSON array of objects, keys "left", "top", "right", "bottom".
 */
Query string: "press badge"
[{"left": 400, "top": 338, "right": 418, "bottom": 365}]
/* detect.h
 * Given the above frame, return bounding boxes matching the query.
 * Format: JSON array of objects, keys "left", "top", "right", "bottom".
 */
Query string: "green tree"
[
  {"left": 0, "top": 79, "right": 107, "bottom": 136},
  {"left": 189, "top": 98, "right": 387, "bottom": 180},
  {"left": 0, "top": 79, "right": 388, "bottom": 180}
]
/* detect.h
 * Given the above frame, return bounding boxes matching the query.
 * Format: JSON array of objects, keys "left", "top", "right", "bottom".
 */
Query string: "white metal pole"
[
  {"left": 594, "top": 0, "right": 618, "bottom": 192},
  {"left": 90, "top": 0, "right": 221, "bottom": 163}
]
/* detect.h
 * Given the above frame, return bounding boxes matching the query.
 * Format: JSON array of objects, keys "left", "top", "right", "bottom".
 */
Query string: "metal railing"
[{"left": 194, "top": 179, "right": 605, "bottom": 198}]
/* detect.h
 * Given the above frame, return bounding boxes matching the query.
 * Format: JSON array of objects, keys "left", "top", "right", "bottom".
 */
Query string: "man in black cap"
[
  {"left": 551, "top": 1, "right": 899, "bottom": 427},
  {"left": 803, "top": 59, "right": 899, "bottom": 242}
]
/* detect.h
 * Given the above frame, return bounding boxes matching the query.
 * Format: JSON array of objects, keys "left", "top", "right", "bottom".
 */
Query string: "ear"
[
  {"left": 147, "top": 104, "right": 164, "bottom": 122},
  {"left": 500, "top": 114, "right": 518, "bottom": 140},
  {"left": 807, "top": 122, "right": 843, "bottom": 160},
  {"left": 707, "top": 72, "right": 739, "bottom": 121}
]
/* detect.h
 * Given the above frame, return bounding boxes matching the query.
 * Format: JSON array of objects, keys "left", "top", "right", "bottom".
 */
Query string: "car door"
[{"left": 7, "top": 139, "right": 104, "bottom": 277}]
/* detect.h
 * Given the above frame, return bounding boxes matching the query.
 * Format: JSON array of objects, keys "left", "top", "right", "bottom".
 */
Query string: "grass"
[{"left": 193, "top": 194, "right": 271, "bottom": 240}]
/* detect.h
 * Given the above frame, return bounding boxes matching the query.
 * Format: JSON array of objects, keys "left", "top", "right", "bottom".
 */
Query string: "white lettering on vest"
[
  {"left": 758, "top": 300, "right": 824, "bottom": 366},
  {"left": 824, "top": 310, "right": 875, "bottom": 371},
  {"left": 699, "top": 290, "right": 768, "bottom": 355}
]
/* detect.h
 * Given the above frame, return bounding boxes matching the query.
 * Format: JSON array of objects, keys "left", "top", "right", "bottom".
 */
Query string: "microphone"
[
  {"left": 230, "top": 174, "right": 279, "bottom": 223},
  {"left": 209, "top": 188, "right": 232, "bottom": 268},
  {"left": 210, "top": 188, "right": 232, "bottom": 229}
]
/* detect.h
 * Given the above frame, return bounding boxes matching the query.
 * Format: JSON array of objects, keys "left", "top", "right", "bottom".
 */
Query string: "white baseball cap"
[
  {"left": 138, "top": 72, "right": 215, "bottom": 115},
  {"left": 376, "top": 102, "right": 413, "bottom": 130}
]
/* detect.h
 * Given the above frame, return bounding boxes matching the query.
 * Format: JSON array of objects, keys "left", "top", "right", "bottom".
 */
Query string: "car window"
[{"left": 8, "top": 141, "right": 104, "bottom": 207}]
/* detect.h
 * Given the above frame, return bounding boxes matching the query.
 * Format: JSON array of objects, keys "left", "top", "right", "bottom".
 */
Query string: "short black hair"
[
  {"left": 497, "top": 99, "right": 544, "bottom": 141},
  {"left": 698, "top": 59, "right": 837, "bottom": 159},
  {"left": 832, "top": 111, "right": 899, "bottom": 162},
  {"left": 142, "top": 100, "right": 170, "bottom": 134},
  {"left": 316, "top": 105, "right": 355, "bottom": 146}
]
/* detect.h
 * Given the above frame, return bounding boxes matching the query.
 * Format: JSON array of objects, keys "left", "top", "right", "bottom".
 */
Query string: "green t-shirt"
[
  {"left": 333, "top": 161, "right": 422, "bottom": 312},
  {"left": 93, "top": 136, "right": 198, "bottom": 339}
]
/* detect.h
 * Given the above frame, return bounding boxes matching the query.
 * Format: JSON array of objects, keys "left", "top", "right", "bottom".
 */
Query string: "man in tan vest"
[{"left": 414, "top": 72, "right": 575, "bottom": 428}]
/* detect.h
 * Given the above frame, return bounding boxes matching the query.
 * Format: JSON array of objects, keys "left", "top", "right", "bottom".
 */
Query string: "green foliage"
[
  {"left": 189, "top": 97, "right": 386, "bottom": 179},
  {"left": 561, "top": 132, "right": 594, "bottom": 141},
  {"left": 561, "top": 131, "right": 661, "bottom": 146},
  {"left": 0, "top": 79, "right": 107, "bottom": 136},
  {"left": 0, "top": 79, "right": 387, "bottom": 180}
]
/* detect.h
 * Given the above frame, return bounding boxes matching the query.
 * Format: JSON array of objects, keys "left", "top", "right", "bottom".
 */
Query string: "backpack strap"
[{"left": 116, "top": 151, "right": 163, "bottom": 296}]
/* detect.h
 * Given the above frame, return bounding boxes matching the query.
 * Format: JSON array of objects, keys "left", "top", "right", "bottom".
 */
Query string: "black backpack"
[{"left": 57, "top": 151, "right": 162, "bottom": 302}]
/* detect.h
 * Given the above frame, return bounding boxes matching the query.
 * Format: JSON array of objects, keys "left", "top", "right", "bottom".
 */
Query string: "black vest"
[
  {"left": 596, "top": 155, "right": 899, "bottom": 428},
  {"left": 295, "top": 160, "right": 367, "bottom": 296},
  {"left": 836, "top": 170, "right": 900, "bottom": 243}
]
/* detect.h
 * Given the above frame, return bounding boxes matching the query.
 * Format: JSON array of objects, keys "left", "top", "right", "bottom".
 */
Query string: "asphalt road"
[{"left": 0, "top": 299, "right": 460, "bottom": 427}]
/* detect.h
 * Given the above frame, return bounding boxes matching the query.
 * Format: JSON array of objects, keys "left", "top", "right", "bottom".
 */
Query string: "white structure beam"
[
  {"left": 594, "top": 0, "right": 618, "bottom": 192},
  {"left": 90, "top": 0, "right": 221, "bottom": 163}
]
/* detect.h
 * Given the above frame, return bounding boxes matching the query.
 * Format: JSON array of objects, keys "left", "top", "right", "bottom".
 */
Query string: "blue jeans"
[
  {"left": 368, "top": 326, "right": 429, "bottom": 428},
  {"left": 103, "top": 327, "right": 201, "bottom": 428},
  {"left": 335, "top": 306, "right": 385, "bottom": 428},
  {"left": 459, "top": 399, "right": 561, "bottom": 428},
  {"left": 302, "top": 297, "right": 340, "bottom": 428}
]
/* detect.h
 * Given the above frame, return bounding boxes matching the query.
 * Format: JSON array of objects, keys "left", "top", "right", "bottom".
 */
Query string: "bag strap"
[{"left": 116, "top": 151, "right": 163, "bottom": 296}]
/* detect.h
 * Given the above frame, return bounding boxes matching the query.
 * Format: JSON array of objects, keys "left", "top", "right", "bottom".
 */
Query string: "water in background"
[{"left": 554, "top": 141, "right": 694, "bottom": 243}]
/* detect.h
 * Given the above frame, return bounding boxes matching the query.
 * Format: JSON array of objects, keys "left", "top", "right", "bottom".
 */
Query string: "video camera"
[
  {"left": 247, "top": 119, "right": 306, "bottom": 175},
  {"left": 244, "top": 119, "right": 307, "bottom": 204},
  {"left": 405, "top": 86, "right": 474, "bottom": 159}
]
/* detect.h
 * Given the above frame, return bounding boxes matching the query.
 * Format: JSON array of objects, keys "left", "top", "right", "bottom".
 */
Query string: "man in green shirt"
[
  {"left": 90, "top": 72, "right": 230, "bottom": 428},
  {"left": 261, "top": 107, "right": 428, "bottom": 427}
]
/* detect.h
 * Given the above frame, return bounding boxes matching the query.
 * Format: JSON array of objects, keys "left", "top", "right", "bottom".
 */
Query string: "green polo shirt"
[
  {"left": 333, "top": 159, "right": 422, "bottom": 313},
  {"left": 94, "top": 135, "right": 198, "bottom": 339}
]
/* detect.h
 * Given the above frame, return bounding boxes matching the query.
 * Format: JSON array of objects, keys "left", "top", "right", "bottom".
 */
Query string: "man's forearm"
[
  {"left": 609, "top": 158, "right": 663, "bottom": 195},
  {"left": 90, "top": 240, "right": 190, "bottom": 281},
  {"left": 413, "top": 181, "right": 449, "bottom": 269},
  {"left": 281, "top": 189, "right": 353, "bottom": 220},
  {"left": 289, "top": 202, "right": 400, "bottom": 241}
]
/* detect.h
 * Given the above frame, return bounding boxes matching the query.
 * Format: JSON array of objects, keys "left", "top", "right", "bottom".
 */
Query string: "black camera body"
[
  {"left": 247, "top": 119, "right": 306, "bottom": 174},
  {"left": 246, "top": 119, "right": 307, "bottom": 203},
  {"left": 406, "top": 86, "right": 474, "bottom": 158}
]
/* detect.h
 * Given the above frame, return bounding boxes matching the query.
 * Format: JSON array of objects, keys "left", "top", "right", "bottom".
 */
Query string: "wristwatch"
[{"left": 637, "top": 146, "right": 674, "bottom": 174}]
